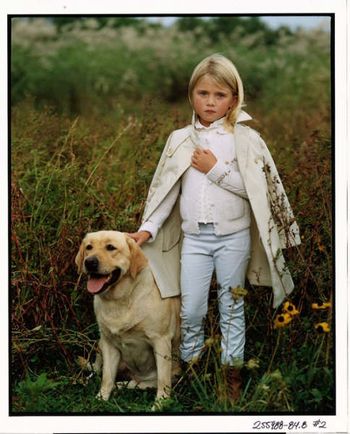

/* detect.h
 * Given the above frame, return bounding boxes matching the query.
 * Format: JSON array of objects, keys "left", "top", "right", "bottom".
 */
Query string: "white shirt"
[{"left": 140, "top": 117, "right": 250, "bottom": 240}]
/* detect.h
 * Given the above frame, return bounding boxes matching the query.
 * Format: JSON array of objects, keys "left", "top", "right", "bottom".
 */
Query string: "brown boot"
[{"left": 225, "top": 366, "right": 242, "bottom": 402}]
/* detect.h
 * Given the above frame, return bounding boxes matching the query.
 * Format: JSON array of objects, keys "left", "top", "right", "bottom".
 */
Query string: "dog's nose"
[{"left": 85, "top": 256, "right": 99, "bottom": 273}]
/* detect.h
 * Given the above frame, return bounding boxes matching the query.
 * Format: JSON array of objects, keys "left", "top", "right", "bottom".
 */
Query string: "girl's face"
[{"left": 192, "top": 74, "right": 236, "bottom": 127}]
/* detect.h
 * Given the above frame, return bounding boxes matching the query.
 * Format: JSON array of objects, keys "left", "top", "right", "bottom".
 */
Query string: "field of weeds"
[{"left": 10, "top": 17, "right": 334, "bottom": 414}]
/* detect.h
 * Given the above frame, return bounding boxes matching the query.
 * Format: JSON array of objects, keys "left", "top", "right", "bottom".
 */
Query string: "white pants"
[{"left": 180, "top": 224, "right": 251, "bottom": 365}]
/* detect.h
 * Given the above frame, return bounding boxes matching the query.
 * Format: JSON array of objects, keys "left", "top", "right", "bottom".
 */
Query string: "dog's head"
[{"left": 75, "top": 231, "right": 148, "bottom": 295}]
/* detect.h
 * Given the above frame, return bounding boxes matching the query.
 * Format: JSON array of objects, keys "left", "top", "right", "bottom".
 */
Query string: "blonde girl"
[{"left": 129, "top": 54, "right": 300, "bottom": 401}]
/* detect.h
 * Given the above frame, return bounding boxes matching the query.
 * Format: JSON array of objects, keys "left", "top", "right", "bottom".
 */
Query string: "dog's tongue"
[{"left": 87, "top": 276, "right": 109, "bottom": 294}]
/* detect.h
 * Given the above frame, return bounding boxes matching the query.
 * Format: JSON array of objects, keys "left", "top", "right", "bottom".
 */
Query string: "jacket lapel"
[
  {"left": 143, "top": 136, "right": 193, "bottom": 221},
  {"left": 234, "top": 125, "right": 250, "bottom": 173},
  {"left": 165, "top": 127, "right": 193, "bottom": 157},
  {"left": 175, "top": 138, "right": 194, "bottom": 173}
]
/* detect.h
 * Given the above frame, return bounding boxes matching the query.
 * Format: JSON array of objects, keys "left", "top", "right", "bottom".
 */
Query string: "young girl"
[{"left": 129, "top": 53, "right": 300, "bottom": 401}]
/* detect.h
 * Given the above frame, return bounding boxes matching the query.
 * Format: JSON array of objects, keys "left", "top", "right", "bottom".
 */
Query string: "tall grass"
[{"left": 11, "top": 18, "right": 333, "bottom": 413}]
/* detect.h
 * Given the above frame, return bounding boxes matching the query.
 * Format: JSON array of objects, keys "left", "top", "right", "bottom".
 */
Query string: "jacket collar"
[
  {"left": 194, "top": 116, "right": 225, "bottom": 131},
  {"left": 191, "top": 109, "right": 252, "bottom": 130},
  {"left": 165, "top": 109, "right": 254, "bottom": 158}
]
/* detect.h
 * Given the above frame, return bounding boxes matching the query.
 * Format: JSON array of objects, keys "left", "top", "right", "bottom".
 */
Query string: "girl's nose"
[{"left": 207, "top": 95, "right": 215, "bottom": 105}]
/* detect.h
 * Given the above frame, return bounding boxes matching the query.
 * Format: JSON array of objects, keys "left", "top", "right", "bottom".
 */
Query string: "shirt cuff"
[
  {"left": 138, "top": 221, "right": 159, "bottom": 243},
  {"left": 206, "top": 159, "right": 231, "bottom": 184}
]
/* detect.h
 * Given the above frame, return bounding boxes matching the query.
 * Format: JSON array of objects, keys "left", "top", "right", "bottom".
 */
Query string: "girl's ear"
[
  {"left": 75, "top": 241, "right": 85, "bottom": 273},
  {"left": 125, "top": 236, "right": 148, "bottom": 279},
  {"left": 229, "top": 95, "right": 238, "bottom": 110},
  {"left": 226, "top": 96, "right": 238, "bottom": 118}
]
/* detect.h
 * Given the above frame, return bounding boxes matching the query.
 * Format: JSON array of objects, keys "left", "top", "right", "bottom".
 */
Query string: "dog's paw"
[
  {"left": 151, "top": 396, "right": 171, "bottom": 412},
  {"left": 95, "top": 390, "right": 110, "bottom": 401}
]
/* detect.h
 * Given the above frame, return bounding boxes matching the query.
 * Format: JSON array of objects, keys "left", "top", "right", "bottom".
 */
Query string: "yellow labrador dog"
[{"left": 75, "top": 231, "right": 180, "bottom": 409}]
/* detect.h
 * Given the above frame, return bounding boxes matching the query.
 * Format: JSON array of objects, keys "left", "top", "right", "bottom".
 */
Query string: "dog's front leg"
[
  {"left": 152, "top": 337, "right": 172, "bottom": 409},
  {"left": 97, "top": 337, "right": 121, "bottom": 401}
]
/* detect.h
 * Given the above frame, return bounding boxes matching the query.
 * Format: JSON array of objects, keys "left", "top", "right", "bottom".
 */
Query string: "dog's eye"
[
  {"left": 106, "top": 244, "right": 117, "bottom": 251},
  {"left": 86, "top": 245, "right": 93, "bottom": 250}
]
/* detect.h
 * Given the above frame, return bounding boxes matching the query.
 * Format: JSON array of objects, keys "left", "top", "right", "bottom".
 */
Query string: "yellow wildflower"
[
  {"left": 269, "top": 369, "right": 283, "bottom": 381},
  {"left": 204, "top": 337, "right": 215, "bottom": 347},
  {"left": 312, "top": 301, "right": 331, "bottom": 310},
  {"left": 282, "top": 301, "right": 300, "bottom": 316},
  {"left": 273, "top": 313, "right": 292, "bottom": 329},
  {"left": 231, "top": 286, "right": 248, "bottom": 301},
  {"left": 315, "top": 322, "right": 331, "bottom": 333},
  {"left": 246, "top": 358, "right": 260, "bottom": 370}
]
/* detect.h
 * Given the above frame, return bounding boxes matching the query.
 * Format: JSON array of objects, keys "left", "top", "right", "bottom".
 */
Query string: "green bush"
[{"left": 11, "top": 18, "right": 330, "bottom": 115}]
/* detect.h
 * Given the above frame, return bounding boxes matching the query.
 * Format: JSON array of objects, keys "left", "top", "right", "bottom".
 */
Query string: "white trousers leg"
[{"left": 180, "top": 224, "right": 251, "bottom": 365}]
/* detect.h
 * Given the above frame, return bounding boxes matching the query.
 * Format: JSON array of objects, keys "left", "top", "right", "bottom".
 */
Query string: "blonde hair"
[{"left": 188, "top": 54, "right": 244, "bottom": 130}]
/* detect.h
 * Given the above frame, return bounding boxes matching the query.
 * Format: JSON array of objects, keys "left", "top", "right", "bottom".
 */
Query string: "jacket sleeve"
[
  {"left": 257, "top": 135, "right": 301, "bottom": 248},
  {"left": 139, "top": 180, "right": 181, "bottom": 242},
  {"left": 206, "top": 159, "right": 248, "bottom": 199}
]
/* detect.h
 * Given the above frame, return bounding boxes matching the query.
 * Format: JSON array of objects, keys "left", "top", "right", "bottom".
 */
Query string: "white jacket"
[{"left": 141, "top": 111, "right": 301, "bottom": 308}]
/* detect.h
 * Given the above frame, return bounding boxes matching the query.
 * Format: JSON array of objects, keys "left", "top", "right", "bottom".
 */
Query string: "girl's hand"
[
  {"left": 191, "top": 148, "right": 217, "bottom": 173},
  {"left": 127, "top": 231, "right": 151, "bottom": 246}
]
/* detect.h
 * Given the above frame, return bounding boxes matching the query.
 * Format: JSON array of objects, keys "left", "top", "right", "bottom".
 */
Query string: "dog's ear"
[
  {"left": 125, "top": 236, "right": 148, "bottom": 279},
  {"left": 75, "top": 241, "right": 85, "bottom": 274}
]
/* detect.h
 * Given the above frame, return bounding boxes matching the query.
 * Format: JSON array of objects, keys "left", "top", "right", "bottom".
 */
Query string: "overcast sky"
[
  {"left": 260, "top": 15, "right": 330, "bottom": 29},
  {"left": 146, "top": 15, "right": 330, "bottom": 31}
]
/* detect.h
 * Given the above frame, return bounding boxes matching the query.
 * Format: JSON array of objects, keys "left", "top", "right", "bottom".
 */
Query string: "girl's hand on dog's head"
[{"left": 127, "top": 231, "right": 151, "bottom": 246}]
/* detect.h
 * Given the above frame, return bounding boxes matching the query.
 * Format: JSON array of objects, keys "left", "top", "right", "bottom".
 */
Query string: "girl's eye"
[
  {"left": 86, "top": 245, "right": 93, "bottom": 250},
  {"left": 106, "top": 244, "right": 117, "bottom": 251}
]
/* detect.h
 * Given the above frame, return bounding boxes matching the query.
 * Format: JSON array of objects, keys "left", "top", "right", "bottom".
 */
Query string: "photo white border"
[{"left": 2, "top": 0, "right": 348, "bottom": 433}]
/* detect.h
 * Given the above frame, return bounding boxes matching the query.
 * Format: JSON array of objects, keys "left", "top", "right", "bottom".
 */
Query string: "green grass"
[{"left": 12, "top": 321, "right": 333, "bottom": 414}]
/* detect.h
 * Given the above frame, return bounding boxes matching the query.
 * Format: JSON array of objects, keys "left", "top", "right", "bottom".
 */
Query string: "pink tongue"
[{"left": 87, "top": 276, "right": 109, "bottom": 294}]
